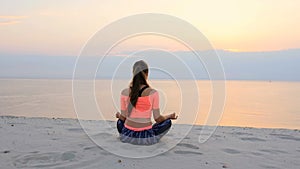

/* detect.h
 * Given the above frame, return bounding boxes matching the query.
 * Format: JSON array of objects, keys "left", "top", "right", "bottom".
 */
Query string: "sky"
[{"left": 1, "top": 0, "right": 300, "bottom": 56}]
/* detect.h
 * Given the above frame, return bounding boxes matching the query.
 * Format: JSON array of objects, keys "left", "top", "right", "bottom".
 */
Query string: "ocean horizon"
[{"left": 1, "top": 78, "right": 299, "bottom": 130}]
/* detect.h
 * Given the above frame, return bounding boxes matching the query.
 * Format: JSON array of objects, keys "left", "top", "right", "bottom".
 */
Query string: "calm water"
[{"left": 0, "top": 79, "right": 299, "bottom": 129}]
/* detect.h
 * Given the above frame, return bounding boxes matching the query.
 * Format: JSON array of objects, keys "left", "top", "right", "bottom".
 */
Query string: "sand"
[{"left": 0, "top": 116, "right": 299, "bottom": 169}]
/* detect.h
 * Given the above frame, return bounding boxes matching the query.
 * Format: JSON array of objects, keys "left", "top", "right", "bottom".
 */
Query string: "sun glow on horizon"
[
  {"left": 225, "top": 49, "right": 241, "bottom": 52},
  {"left": 0, "top": 0, "right": 300, "bottom": 56}
]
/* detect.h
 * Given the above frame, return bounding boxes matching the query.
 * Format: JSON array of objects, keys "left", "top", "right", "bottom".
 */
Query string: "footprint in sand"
[
  {"left": 83, "top": 146, "right": 104, "bottom": 151},
  {"left": 194, "top": 127, "right": 203, "bottom": 130},
  {"left": 174, "top": 150, "right": 203, "bottom": 155},
  {"left": 13, "top": 151, "right": 77, "bottom": 168},
  {"left": 269, "top": 133, "right": 291, "bottom": 137},
  {"left": 251, "top": 152, "right": 263, "bottom": 156},
  {"left": 240, "top": 137, "right": 266, "bottom": 142},
  {"left": 222, "top": 148, "right": 241, "bottom": 154},
  {"left": 259, "top": 149, "right": 288, "bottom": 154},
  {"left": 67, "top": 128, "right": 85, "bottom": 132},
  {"left": 177, "top": 143, "right": 199, "bottom": 149},
  {"left": 82, "top": 145, "right": 110, "bottom": 155},
  {"left": 231, "top": 131, "right": 253, "bottom": 136},
  {"left": 92, "top": 132, "right": 113, "bottom": 137},
  {"left": 278, "top": 136, "right": 300, "bottom": 141},
  {"left": 260, "top": 164, "right": 280, "bottom": 169},
  {"left": 269, "top": 133, "right": 300, "bottom": 141},
  {"left": 213, "top": 134, "right": 222, "bottom": 138}
]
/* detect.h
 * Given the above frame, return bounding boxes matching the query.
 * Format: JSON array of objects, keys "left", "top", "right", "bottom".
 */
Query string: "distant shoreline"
[{"left": 1, "top": 77, "right": 300, "bottom": 82}]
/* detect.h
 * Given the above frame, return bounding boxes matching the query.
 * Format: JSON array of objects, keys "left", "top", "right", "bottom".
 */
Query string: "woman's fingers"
[
  {"left": 169, "top": 112, "right": 178, "bottom": 119},
  {"left": 115, "top": 112, "right": 120, "bottom": 118}
]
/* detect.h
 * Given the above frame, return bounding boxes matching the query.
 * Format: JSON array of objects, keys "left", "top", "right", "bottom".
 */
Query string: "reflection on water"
[{"left": 0, "top": 79, "right": 299, "bottom": 129}]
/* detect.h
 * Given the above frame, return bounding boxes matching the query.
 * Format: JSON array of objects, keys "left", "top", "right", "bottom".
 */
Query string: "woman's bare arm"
[
  {"left": 116, "top": 111, "right": 127, "bottom": 121},
  {"left": 153, "top": 109, "right": 178, "bottom": 123}
]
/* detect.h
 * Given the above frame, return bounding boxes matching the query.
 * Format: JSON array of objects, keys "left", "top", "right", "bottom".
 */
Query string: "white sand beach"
[
  {"left": 1, "top": 1, "right": 300, "bottom": 169},
  {"left": 0, "top": 116, "right": 299, "bottom": 169}
]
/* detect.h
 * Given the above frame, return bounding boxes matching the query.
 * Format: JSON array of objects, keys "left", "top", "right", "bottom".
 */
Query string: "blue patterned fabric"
[{"left": 117, "top": 119, "right": 172, "bottom": 145}]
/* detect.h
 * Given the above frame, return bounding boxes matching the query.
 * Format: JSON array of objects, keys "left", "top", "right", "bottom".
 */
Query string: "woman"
[{"left": 116, "top": 60, "right": 178, "bottom": 145}]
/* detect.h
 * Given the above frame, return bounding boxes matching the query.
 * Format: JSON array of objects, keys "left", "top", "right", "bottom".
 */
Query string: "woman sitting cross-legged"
[{"left": 116, "top": 60, "right": 178, "bottom": 145}]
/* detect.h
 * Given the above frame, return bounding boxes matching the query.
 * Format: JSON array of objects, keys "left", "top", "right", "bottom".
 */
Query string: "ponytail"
[{"left": 127, "top": 60, "right": 149, "bottom": 116}]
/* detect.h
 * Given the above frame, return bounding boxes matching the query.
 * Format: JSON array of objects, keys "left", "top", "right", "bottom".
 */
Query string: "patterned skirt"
[{"left": 117, "top": 119, "right": 172, "bottom": 145}]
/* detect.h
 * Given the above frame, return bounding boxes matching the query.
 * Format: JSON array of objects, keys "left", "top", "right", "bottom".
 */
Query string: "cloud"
[
  {"left": 0, "top": 20, "right": 21, "bottom": 25},
  {"left": 0, "top": 15, "right": 28, "bottom": 19},
  {"left": 39, "top": 11, "right": 60, "bottom": 16},
  {"left": 0, "top": 15, "right": 28, "bottom": 26}
]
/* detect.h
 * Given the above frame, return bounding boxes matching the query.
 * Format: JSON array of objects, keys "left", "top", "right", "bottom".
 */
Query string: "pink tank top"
[{"left": 120, "top": 91, "right": 159, "bottom": 131}]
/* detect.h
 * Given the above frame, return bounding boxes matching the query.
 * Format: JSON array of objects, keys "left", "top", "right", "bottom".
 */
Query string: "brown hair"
[{"left": 128, "top": 60, "right": 149, "bottom": 115}]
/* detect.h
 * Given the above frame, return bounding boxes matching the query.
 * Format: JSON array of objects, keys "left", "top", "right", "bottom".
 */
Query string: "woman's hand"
[
  {"left": 115, "top": 112, "right": 121, "bottom": 118},
  {"left": 168, "top": 112, "right": 178, "bottom": 120},
  {"left": 116, "top": 112, "right": 126, "bottom": 121}
]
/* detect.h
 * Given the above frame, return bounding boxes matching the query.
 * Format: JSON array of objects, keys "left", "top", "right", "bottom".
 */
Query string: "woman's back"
[
  {"left": 120, "top": 87, "right": 159, "bottom": 131},
  {"left": 115, "top": 60, "right": 177, "bottom": 145}
]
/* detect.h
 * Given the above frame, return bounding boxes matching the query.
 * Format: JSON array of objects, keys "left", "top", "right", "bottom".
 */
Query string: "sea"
[{"left": 0, "top": 79, "right": 299, "bottom": 129}]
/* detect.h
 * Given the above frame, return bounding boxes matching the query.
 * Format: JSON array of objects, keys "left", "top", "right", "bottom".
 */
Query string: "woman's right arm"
[
  {"left": 152, "top": 91, "right": 177, "bottom": 123},
  {"left": 153, "top": 109, "right": 178, "bottom": 123}
]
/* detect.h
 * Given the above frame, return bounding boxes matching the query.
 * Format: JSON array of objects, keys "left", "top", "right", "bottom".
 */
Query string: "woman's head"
[
  {"left": 132, "top": 60, "right": 148, "bottom": 78},
  {"left": 131, "top": 60, "right": 149, "bottom": 87},
  {"left": 128, "top": 60, "right": 150, "bottom": 114}
]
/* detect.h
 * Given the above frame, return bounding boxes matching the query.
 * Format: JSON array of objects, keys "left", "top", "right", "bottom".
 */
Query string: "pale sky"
[{"left": 0, "top": 0, "right": 300, "bottom": 56}]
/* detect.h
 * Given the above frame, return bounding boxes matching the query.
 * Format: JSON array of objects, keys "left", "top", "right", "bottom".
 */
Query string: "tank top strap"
[{"left": 138, "top": 85, "right": 149, "bottom": 97}]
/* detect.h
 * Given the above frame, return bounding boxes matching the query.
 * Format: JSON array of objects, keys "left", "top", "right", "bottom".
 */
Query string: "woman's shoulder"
[
  {"left": 121, "top": 88, "right": 130, "bottom": 96},
  {"left": 148, "top": 87, "right": 158, "bottom": 94},
  {"left": 120, "top": 87, "right": 158, "bottom": 96},
  {"left": 142, "top": 87, "right": 158, "bottom": 96}
]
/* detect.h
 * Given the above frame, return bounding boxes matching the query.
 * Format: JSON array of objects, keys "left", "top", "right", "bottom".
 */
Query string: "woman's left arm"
[
  {"left": 116, "top": 111, "right": 126, "bottom": 121},
  {"left": 117, "top": 91, "right": 128, "bottom": 121}
]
